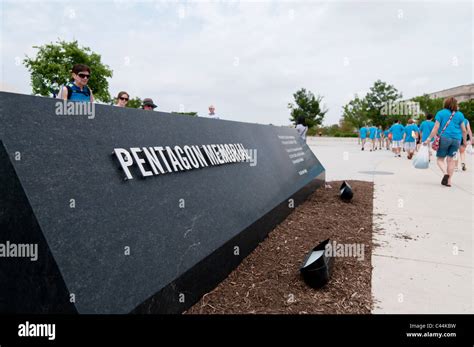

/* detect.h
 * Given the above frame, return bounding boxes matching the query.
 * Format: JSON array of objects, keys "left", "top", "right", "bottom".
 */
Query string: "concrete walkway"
[{"left": 307, "top": 136, "right": 473, "bottom": 313}]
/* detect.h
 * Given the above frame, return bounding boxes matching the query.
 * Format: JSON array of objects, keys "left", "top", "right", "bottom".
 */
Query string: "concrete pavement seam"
[{"left": 373, "top": 253, "right": 473, "bottom": 269}]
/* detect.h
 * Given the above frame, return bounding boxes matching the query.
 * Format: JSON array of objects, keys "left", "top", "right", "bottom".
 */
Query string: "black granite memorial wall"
[{"left": 0, "top": 91, "right": 325, "bottom": 313}]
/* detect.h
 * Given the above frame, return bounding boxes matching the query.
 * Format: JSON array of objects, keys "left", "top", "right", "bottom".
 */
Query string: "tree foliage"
[
  {"left": 23, "top": 40, "right": 113, "bottom": 102},
  {"left": 126, "top": 97, "right": 143, "bottom": 109},
  {"left": 342, "top": 95, "right": 369, "bottom": 130},
  {"left": 342, "top": 80, "right": 403, "bottom": 130},
  {"left": 411, "top": 94, "right": 444, "bottom": 116},
  {"left": 288, "top": 88, "right": 328, "bottom": 127},
  {"left": 340, "top": 80, "right": 474, "bottom": 130},
  {"left": 365, "top": 79, "right": 403, "bottom": 110},
  {"left": 172, "top": 112, "right": 198, "bottom": 116},
  {"left": 459, "top": 99, "right": 474, "bottom": 124},
  {"left": 365, "top": 80, "right": 402, "bottom": 128}
]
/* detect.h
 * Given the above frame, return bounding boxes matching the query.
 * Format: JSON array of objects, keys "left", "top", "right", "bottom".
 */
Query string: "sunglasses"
[
  {"left": 77, "top": 73, "right": 90, "bottom": 79},
  {"left": 119, "top": 97, "right": 129, "bottom": 101}
]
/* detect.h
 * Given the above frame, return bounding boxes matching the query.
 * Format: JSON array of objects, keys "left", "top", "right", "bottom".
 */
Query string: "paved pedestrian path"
[{"left": 308, "top": 136, "right": 473, "bottom": 313}]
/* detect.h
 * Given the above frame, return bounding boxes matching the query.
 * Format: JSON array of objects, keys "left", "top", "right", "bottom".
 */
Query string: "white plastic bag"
[
  {"left": 466, "top": 141, "right": 473, "bottom": 155},
  {"left": 413, "top": 145, "right": 430, "bottom": 169}
]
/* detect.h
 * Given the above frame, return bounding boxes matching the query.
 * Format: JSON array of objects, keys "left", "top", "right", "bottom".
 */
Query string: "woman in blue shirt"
[
  {"left": 59, "top": 64, "right": 94, "bottom": 102},
  {"left": 402, "top": 119, "right": 420, "bottom": 160},
  {"left": 424, "top": 97, "right": 467, "bottom": 187}
]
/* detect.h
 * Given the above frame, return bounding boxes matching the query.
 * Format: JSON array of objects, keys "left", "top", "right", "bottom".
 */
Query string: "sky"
[{"left": 0, "top": 0, "right": 472, "bottom": 125}]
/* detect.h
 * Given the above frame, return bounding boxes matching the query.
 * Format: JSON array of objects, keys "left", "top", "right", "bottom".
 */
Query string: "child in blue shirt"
[
  {"left": 403, "top": 119, "right": 420, "bottom": 159},
  {"left": 369, "top": 126, "right": 377, "bottom": 151},
  {"left": 389, "top": 120, "right": 405, "bottom": 157},
  {"left": 376, "top": 126, "right": 382, "bottom": 150},
  {"left": 420, "top": 114, "right": 435, "bottom": 142}
]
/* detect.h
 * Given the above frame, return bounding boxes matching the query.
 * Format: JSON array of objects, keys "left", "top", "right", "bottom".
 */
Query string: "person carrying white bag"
[
  {"left": 466, "top": 141, "right": 473, "bottom": 155},
  {"left": 413, "top": 144, "right": 430, "bottom": 169},
  {"left": 458, "top": 119, "right": 473, "bottom": 170}
]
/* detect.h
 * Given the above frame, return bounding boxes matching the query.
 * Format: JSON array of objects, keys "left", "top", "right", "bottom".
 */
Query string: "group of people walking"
[{"left": 359, "top": 97, "right": 472, "bottom": 187}]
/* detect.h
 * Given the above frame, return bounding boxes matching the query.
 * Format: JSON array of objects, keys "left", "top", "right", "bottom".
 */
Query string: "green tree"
[
  {"left": 172, "top": 112, "right": 198, "bottom": 116},
  {"left": 342, "top": 94, "right": 369, "bottom": 130},
  {"left": 288, "top": 88, "right": 328, "bottom": 127},
  {"left": 23, "top": 40, "right": 113, "bottom": 102},
  {"left": 459, "top": 99, "right": 474, "bottom": 124},
  {"left": 126, "top": 97, "right": 143, "bottom": 109},
  {"left": 411, "top": 94, "right": 444, "bottom": 116},
  {"left": 365, "top": 80, "right": 402, "bottom": 128},
  {"left": 326, "top": 124, "right": 340, "bottom": 136}
]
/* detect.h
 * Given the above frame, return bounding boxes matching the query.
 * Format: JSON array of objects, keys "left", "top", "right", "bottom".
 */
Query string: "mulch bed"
[{"left": 186, "top": 180, "right": 374, "bottom": 314}]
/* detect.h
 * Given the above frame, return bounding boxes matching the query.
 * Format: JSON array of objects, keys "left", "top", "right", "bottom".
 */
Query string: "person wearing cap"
[
  {"left": 208, "top": 105, "right": 220, "bottom": 119},
  {"left": 142, "top": 98, "right": 157, "bottom": 111}
]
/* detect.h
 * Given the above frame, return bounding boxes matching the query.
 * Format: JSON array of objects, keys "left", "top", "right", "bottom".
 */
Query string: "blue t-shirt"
[
  {"left": 66, "top": 82, "right": 92, "bottom": 102},
  {"left": 369, "top": 127, "right": 377, "bottom": 139},
  {"left": 419, "top": 120, "right": 435, "bottom": 142},
  {"left": 435, "top": 109, "right": 465, "bottom": 140},
  {"left": 404, "top": 124, "right": 420, "bottom": 142},
  {"left": 376, "top": 128, "right": 382, "bottom": 139},
  {"left": 359, "top": 127, "right": 367, "bottom": 139},
  {"left": 384, "top": 130, "right": 389, "bottom": 137},
  {"left": 389, "top": 123, "right": 405, "bottom": 141}
]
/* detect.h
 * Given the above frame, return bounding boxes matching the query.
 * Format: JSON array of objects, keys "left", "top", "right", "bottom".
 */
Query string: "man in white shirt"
[
  {"left": 296, "top": 116, "right": 308, "bottom": 142},
  {"left": 208, "top": 105, "right": 220, "bottom": 119}
]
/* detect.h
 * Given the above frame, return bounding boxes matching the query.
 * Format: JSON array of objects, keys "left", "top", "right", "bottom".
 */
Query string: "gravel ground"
[{"left": 186, "top": 180, "right": 374, "bottom": 314}]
